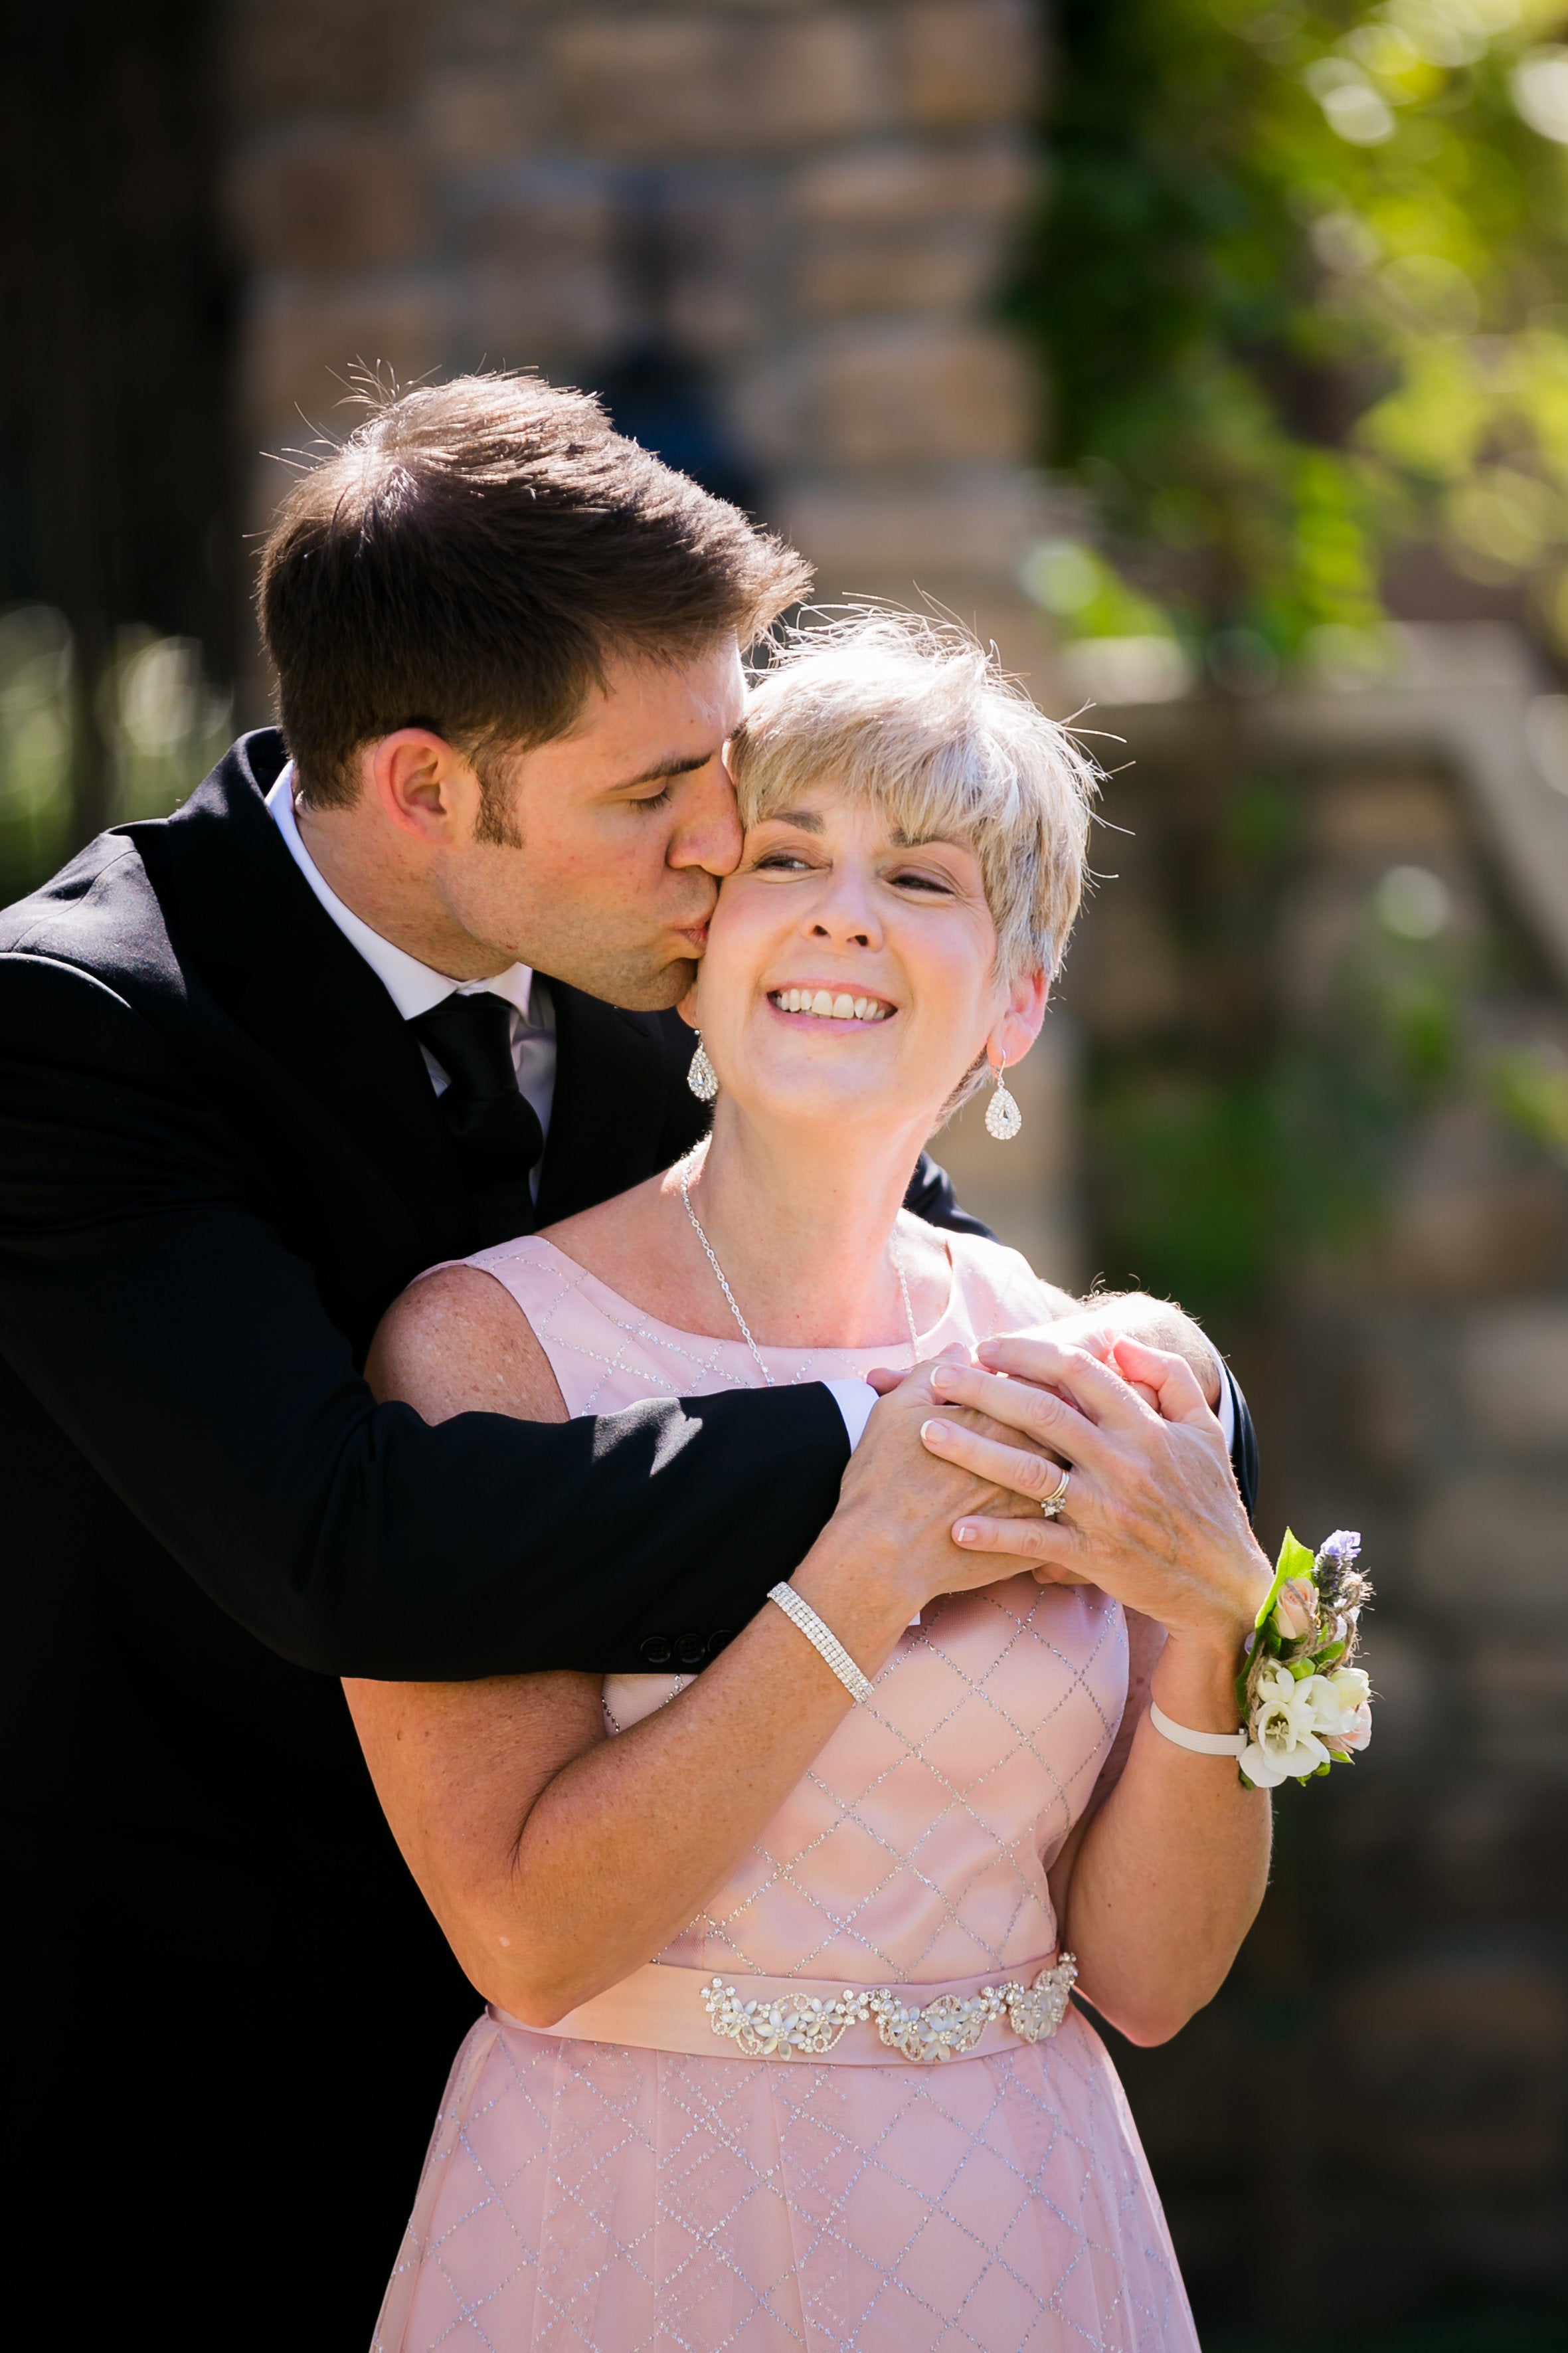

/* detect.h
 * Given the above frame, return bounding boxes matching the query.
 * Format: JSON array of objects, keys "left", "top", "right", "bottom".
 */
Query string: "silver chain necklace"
[{"left": 677, "top": 1153, "right": 921, "bottom": 1385}]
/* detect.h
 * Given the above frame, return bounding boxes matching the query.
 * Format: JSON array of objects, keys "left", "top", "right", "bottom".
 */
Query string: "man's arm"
[{"left": 0, "top": 955, "right": 853, "bottom": 1679}]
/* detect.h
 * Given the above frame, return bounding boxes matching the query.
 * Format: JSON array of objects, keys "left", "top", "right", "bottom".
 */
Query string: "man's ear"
[
  {"left": 985, "top": 968, "right": 1049, "bottom": 1072},
  {"left": 365, "top": 730, "right": 479, "bottom": 845}
]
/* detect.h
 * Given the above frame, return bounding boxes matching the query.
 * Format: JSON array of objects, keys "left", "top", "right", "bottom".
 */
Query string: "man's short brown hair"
[{"left": 258, "top": 372, "right": 812, "bottom": 812}]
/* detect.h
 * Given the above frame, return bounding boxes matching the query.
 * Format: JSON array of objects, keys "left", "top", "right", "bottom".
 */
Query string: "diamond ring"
[{"left": 1039, "top": 1465, "right": 1071, "bottom": 1519}]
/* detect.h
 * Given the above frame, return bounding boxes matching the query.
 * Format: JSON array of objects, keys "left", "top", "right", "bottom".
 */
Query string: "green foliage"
[
  {"left": 1493, "top": 1034, "right": 1568, "bottom": 1150},
  {"left": 1013, "top": 0, "right": 1568, "bottom": 660},
  {"left": 0, "top": 607, "right": 230, "bottom": 901},
  {"left": 1078, "top": 766, "right": 1486, "bottom": 1319}
]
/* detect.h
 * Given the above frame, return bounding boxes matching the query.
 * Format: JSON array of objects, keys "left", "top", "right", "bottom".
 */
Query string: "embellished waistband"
[{"left": 493, "top": 1952, "right": 1077, "bottom": 2068}]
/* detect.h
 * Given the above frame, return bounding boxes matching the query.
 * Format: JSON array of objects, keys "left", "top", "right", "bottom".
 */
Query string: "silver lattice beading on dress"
[{"left": 702, "top": 1954, "right": 1077, "bottom": 2064}]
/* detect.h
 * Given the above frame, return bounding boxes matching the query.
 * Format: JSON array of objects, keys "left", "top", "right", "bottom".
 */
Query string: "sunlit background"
[{"left": 5, "top": 5, "right": 1568, "bottom": 2343}]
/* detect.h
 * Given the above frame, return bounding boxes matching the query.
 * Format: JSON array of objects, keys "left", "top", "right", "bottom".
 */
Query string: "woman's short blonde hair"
[{"left": 729, "top": 611, "right": 1098, "bottom": 983}]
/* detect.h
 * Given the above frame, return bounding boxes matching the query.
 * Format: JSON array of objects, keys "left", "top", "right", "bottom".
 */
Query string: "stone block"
[
  {"left": 794, "top": 225, "right": 999, "bottom": 319},
  {"left": 1067, "top": 892, "right": 1187, "bottom": 1042},
  {"left": 1312, "top": 770, "right": 1466, "bottom": 860},
  {"left": 805, "top": 322, "right": 1031, "bottom": 466},
  {"left": 438, "top": 0, "right": 557, "bottom": 68},
  {"left": 550, "top": 15, "right": 887, "bottom": 157},
  {"left": 1460, "top": 1301, "right": 1568, "bottom": 1451},
  {"left": 420, "top": 70, "right": 553, "bottom": 169},
  {"left": 236, "top": 278, "right": 447, "bottom": 442},
  {"left": 230, "top": 132, "right": 428, "bottom": 276},
  {"left": 790, "top": 139, "right": 1034, "bottom": 229},
  {"left": 1348, "top": 1327, "right": 1429, "bottom": 1471},
  {"left": 1381, "top": 1166, "right": 1567, "bottom": 1297},
  {"left": 1332, "top": 1955, "right": 1568, "bottom": 2194},
  {"left": 1413, "top": 1469, "right": 1568, "bottom": 1619},
  {"left": 446, "top": 166, "right": 620, "bottom": 363},
  {"left": 893, "top": 0, "right": 1040, "bottom": 132},
  {"left": 226, "top": 0, "right": 426, "bottom": 122},
  {"left": 456, "top": 167, "right": 614, "bottom": 271},
  {"left": 775, "top": 464, "right": 1061, "bottom": 575},
  {"left": 461, "top": 262, "right": 622, "bottom": 374},
  {"left": 1469, "top": 1644, "right": 1568, "bottom": 1772}
]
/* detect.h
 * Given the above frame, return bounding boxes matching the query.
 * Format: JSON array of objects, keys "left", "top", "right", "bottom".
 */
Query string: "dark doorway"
[{"left": 0, "top": 0, "right": 237, "bottom": 848}]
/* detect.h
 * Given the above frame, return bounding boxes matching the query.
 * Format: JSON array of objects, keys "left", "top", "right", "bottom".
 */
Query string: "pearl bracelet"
[
  {"left": 768, "top": 1584, "right": 874, "bottom": 1705},
  {"left": 1148, "top": 1700, "right": 1247, "bottom": 1758}
]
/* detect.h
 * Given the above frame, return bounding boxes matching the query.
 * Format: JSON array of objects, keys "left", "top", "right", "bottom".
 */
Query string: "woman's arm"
[
  {"left": 1046, "top": 1610, "right": 1269, "bottom": 2045},
  {"left": 349, "top": 1270, "right": 1052, "bottom": 2025},
  {"left": 1039, "top": 1349, "right": 1271, "bottom": 2045}
]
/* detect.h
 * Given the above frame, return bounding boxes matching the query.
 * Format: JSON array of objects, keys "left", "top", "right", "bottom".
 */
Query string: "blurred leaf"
[{"left": 1012, "top": 0, "right": 1568, "bottom": 654}]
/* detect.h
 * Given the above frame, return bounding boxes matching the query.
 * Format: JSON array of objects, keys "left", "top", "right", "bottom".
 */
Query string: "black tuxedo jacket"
[{"left": 0, "top": 727, "right": 1022, "bottom": 1962}]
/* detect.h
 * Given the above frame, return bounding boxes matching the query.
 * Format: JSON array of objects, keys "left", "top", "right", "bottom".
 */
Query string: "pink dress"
[{"left": 373, "top": 1231, "right": 1198, "bottom": 2353}]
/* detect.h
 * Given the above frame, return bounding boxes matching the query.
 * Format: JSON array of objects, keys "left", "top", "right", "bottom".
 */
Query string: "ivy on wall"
[
  {"left": 1012, "top": 1, "right": 1568, "bottom": 1323},
  {"left": 1013, "top": 0, "right": 1568, "bottom": 669}
]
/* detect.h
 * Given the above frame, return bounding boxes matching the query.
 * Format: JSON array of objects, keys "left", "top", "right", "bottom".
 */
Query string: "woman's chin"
[{"left": 721, "top": 1074, "right": 933, "bottom": 1140}]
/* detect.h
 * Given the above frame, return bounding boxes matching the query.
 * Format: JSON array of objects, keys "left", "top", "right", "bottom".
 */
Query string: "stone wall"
[
  {"left": 218, "top": 0, "right": 1079, "bottom": 1279},
  {"left": 1065, "top": 644, "right": 1568, "bottom": 2319},
  {"left": 222, "top": 0, "right": 1053, "bottom": 702}
]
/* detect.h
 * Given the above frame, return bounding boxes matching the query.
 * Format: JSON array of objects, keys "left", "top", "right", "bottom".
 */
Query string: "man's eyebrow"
[{"left": 608, "top": 751, "right": 714, "bottom": 793}]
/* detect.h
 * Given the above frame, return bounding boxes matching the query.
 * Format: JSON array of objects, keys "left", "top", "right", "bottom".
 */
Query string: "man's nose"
[{"left": 669, "top": 756, "right": 743, "bottom": 876}]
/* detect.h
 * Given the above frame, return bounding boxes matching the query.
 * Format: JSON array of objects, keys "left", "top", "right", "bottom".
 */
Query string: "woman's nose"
[{"left": 806, "top": 868, "right": 881, "bottom": 949}]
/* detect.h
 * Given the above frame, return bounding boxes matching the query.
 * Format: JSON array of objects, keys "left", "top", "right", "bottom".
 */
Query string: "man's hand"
[
  {"left": 1044, "top": 1292, "right": 1222, "bottom": 1411},
  {"left": 788, "top": 1351, "right": 1062, "bottom": 1672},
  {"left": 916, "top": 1333, "right": 1268, "bottom": 1653}
]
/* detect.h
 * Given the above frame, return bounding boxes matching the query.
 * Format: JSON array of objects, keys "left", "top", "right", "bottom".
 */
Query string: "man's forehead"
[{"left": 588, "top": 638, "right": 745, "bottom": 732}]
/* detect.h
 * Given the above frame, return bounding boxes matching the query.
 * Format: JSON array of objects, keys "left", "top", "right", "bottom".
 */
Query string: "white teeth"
[{"left": 772, "top": 989, "right": 890, "bottom": 1020}]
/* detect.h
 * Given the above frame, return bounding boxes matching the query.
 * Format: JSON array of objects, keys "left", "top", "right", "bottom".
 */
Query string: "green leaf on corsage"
[{"left": 1255, "top": 1528, "right": 1318, "bottom": 1633}]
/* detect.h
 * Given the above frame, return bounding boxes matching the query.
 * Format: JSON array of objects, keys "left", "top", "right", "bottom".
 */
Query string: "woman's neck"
[{"left": 676, "top": 1103, "right": 944, "bottom": 1351}]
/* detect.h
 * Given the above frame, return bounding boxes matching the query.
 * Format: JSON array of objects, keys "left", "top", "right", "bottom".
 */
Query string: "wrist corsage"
[{"left": 1235, "top": 1529, "right": 1373, "bottom": 1791}]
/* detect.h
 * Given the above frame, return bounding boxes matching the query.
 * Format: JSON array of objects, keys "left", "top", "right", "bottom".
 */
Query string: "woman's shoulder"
[
  {"left": 942, "top": 1227, "right": 1079, "bottom": 1335},
  {"left": 367, "top": 1250, "right": 569, "bottom": 1424}
]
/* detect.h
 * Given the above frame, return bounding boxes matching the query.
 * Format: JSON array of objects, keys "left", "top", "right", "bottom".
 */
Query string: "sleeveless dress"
[{"left": 373, "top": 1230, "right": 1199, "bottom": 2353}]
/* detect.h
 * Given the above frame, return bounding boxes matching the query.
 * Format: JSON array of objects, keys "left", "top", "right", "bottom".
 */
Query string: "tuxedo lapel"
[
  {"left": 152, "top": 734, "right": 474, "bottom": 1262},
  {"left": 151, "top": 733, "right": 685, "bottom": 1253},
  {"left": 534, "top": 983, "right": 670, "bottom": 1226}
]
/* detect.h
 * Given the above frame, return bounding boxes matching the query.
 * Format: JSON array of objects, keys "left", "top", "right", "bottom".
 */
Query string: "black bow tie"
[{"left": 408, "top": 993, "right": 545, "bottom": 1212}]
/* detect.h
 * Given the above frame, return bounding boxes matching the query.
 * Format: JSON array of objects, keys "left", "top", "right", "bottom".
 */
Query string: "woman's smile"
[{"left": 765, "top": 984, "right": 895, "bottom": 1024}]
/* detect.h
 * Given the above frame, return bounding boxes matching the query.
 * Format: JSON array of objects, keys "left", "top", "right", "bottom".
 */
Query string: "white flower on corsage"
[{"left": 1235, "top": 1532, "right": 1374, "bottom": 1792}]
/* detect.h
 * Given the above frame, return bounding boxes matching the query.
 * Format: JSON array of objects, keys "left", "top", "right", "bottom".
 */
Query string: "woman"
[{"left": 357, "top": 616, "right": 1272, "bottom": 2352}]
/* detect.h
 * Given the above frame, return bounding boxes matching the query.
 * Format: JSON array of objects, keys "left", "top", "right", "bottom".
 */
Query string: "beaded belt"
[{"left": 495, "top": 1952, "right": 1077, "bottom": 2068}]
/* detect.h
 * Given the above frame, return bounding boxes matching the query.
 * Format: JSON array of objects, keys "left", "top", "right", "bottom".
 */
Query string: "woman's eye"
[
  {"left": 754, "top": 851, "right": 813, "bottom": 872},
  {"left": 890, "top": 868, "right": 953, "bottom": 895}
]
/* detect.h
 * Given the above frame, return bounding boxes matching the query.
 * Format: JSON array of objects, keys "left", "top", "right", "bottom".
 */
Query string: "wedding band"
[{"left": 1039, "top": 1465, "right": 1071, "bottom": 1519}]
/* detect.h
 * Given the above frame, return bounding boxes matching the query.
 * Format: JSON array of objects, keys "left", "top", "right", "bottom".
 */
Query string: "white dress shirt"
[
  {"left": 264, "top": 767, "right": 1231, "bottom": 1462},
  {"left": 267, "top": 766, "right": 557, "bottom": 1176}
]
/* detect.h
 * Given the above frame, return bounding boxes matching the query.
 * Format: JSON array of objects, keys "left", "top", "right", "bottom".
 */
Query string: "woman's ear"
[
  {"left": 677, "top": 979, "right": 701, "bottom": 1030},
  {"left": 986, "top": 969, "right": 1049, "bottom": 1071}
]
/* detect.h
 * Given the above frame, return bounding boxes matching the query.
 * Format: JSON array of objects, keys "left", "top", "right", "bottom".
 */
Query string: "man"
[{"left": 0, "top": 375, "right": 1255, "bottom": 2345}]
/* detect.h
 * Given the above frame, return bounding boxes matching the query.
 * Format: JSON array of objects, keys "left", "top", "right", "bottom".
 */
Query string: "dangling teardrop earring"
[
  {"left": 984, "top": 1054, "right": 1021, "bottom": 1141},
  {"left": 687, "top": 1036, "right": 719, "bottom": 1103}
]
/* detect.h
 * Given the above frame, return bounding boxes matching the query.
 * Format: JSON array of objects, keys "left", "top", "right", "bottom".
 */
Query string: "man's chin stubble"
[{"left": 544, "top": 947, "right": 699, "bottom": 1013}]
